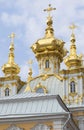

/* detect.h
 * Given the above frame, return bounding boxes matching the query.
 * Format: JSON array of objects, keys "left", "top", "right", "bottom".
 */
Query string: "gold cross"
[
  {"left": 69, "top": 24, "right": 77, "bottom": 33},
  {"left": 44, "top": 4, "right": 56, "bottom": 17},
  {"left": 8, "top": 32, "right": 15, "bottom": 43}
]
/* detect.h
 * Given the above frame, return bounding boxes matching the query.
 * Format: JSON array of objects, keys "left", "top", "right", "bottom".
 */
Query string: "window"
[
  {"left": 45, "top": 60, "right": 49, "bottom": 68},
  {"left": 36, "top": 88, "right": 44, "bottom": 93},
  {"left": 70, "top": 81, "right": 75, "bottom": 93},
  {"left": 33, "top": 83, "right": 48, "bottom": 94},
  {"left": 5, "top": 88, "right": 9, "bottom": 96}
]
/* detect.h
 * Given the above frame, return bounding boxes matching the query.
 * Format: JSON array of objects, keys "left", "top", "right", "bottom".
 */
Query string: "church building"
[{"left": 0, "top": 4, "right": 84, "bottom": 130}]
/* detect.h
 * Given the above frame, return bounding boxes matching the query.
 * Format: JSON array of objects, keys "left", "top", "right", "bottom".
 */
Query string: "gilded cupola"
[
  {"left": 64, "top": 24, "right": 82, "bottom": 69},
  {"left": 2, "top": 33, "right": 20, "bottom": 76},
  {"left": 31, "top": 4, "right": 67, "bottom": 75}
]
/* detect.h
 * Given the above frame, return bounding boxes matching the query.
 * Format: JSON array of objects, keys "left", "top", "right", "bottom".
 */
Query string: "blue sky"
[{"left": 0, "top": 0, "right": 84, "bottom": 81}]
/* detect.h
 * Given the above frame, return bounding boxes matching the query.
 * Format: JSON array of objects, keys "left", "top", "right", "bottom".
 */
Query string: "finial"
[
  {"left": 8, "top": 32, "right": 15, "bottom": 64},
  {"left": 8, "top": 32, "right": 15, "bottom": 43},
  {"left": 64, "top": 24, "right": 82, "bottom": 68},
  {"left": 69, "top": 24, "right": 77, "bottom": 34},
  {"left": 44, "top": 4, "right": 56, "bottom": 17},
  {"left": 25, "top": 60, "right": 33, "bottom": 92},
  {"left": 69, "top": 24, "right": 78, "bottom": 43},
  {"left": 28, "top": 60, "right": 33, "bottom": 81},
  {"left": 2, "top": 32, "right": 20, "bottom": 76},
  {"left": 44, "top": 4, "right": 56, "bottom": 38}
]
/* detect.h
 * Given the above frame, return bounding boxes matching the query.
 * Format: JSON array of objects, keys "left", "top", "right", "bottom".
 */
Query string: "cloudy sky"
[{"left": 0, "top": 0, "right": 84, "bottom": 81}]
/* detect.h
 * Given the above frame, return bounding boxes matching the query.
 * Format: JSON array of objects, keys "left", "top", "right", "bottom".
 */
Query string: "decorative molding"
[
  {"left": 68, "top": 78, "right": 77, "bottom": 97},
  {"left": 31, "top": 124, "right": 50, "bottom": 130},
  {"left": 11, "top": 82, "right": 17, "bottom": 86},
  {"left": 44, "top": 68, "right": 51, "bottom": 71},
  {"left": 28, "top": 74, "right": 63, "bottom": 82},
  {"left": 32, "top": 82, "right": 48, "bottom": 94},
  {"left": 3, "top": 84, "right": 11, "bottom": 91},
  {"left": 42, "top": 74, "right": 49, "bottom": 80},
  {"left": 0, "top": 75, "right": 20, "bottom": 82},
  {"left": 77, "top": 75, "right": 84, "bottom": 79},
  {"left": 5, "top": 124, "right": 24, "bottom": 130},
  {"left": 60, "top": 68, "right": 84, "bottom": 75},
  {"left": 0, "top": 114, "right": 68, "bottom": 124}
]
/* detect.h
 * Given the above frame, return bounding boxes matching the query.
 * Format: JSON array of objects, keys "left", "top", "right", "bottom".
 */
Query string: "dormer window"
[
  {"left": 36, "top": 88, "right": 44, "bottom": 93},
  {"left": 5, "top": 88, "right": 9, "bottom": 96},
  {"left": 45, "top": 60, "right": 49, "bottom": 68},
  {"left": 33, "top": 83, "right": 48, "bottom": 94},
  {"left": 70, "top": 81, "right": 75, "bottom": 93}
]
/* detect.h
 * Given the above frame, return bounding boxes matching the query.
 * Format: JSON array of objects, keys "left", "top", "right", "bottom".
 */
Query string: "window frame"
[
  {"left": 70, "top": 81, "right": 76, "bottom": 93},
  {"left": 45, "top": 59, "right": 49, "bottom": 68},
  {"left": 5, "top": 87, "right": 10, "bottom": 96}
]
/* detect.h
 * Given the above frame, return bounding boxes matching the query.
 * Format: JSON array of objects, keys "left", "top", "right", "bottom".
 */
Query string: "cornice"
[
  {"left": 0, "top": 76, "right": 26, "bottom": 88},
  {"left": 60, "top": 67, "right": 84, "bottom": 75},
  {"left": 0, "top": 113, "right": 68, "bottom": 124},
  {"left": 68, "top": 106, "right": 84, "bottom": 112},
  {"left": 0, "top": 75, "right": 20, "bottom": 82},
  {"left": 0, "top": 94, "right": 60, "bottom": 103}
]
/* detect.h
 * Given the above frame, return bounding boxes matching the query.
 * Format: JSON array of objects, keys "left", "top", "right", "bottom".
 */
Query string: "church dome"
[
  {"left": 2, "top": 33, "right": 20, "bottom": 76},
  {"left": 31, "top": 4, "right": 67, "bottom": 75},
  {"left": 64, "top": 24, "right": 82, "bottom": 69}
]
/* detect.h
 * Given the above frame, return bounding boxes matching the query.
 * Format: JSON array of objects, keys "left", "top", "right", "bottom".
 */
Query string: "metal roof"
[
  {"left": 0, "top": 93, "right": 67, "bottom": 118},
  {"left": 20, "top": 75, "right": 63, "bottom": 97}
]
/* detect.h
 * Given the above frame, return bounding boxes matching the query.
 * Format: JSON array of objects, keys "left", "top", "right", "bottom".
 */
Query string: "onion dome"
[
  {"left": 64, "top": 24, "right": 82, "bottom": 69},
  {"left": 31, "top": 4, "right": 67, "bottom": 69},
  {"left": 2, "top": 33, "right": 20, "bottom": 76}
]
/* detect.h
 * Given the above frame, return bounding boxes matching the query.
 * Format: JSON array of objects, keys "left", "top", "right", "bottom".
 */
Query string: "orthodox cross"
[
  {"left": 69, "top": 24, "right": 77, "bottom": 34},
  {"left": 8, "top": 32, "right": 15, "bottom": 43},
  {"left": 44, "top": 4, "right": 56, "bottom": 17}
]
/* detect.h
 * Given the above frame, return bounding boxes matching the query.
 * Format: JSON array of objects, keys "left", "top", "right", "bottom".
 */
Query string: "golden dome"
[
  {"left": 64, "top": 24, "right": 82, "bottom": 69},
  {"left": 2, "top": 33, "right": 20, "bottom": 76},
  {"left": 31, "top": 4, "right": 67, "bottom": 63}
]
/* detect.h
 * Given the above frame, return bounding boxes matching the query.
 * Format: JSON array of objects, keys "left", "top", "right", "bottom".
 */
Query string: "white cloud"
[{"left": 0, "top": 12, "right": 25, "bottom": 26}]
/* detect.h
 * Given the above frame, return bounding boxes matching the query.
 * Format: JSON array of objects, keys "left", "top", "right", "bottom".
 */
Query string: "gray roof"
[
  {"left": 20, "top": 75, "right": 63, "bottom": 97},
  {"left": 0, "top": 88, "right": 79, "bottom": 130},
  {"left": 0, "top": 92, "right": 68, "bottom": 118}
]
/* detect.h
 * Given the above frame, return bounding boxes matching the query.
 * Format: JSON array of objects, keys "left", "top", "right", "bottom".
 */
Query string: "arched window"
[
  {"left": 45, "top": 60, "right": 49, "bottom": 68},
  {"left": 33, "top": 83, "right": 48, "bottom": 94},
  {"left": 5, "top": 88, "right": 9, "bottom": 96},
  {"left": 70, "top": 81, "right": 75, "bottom": 93},
  {"left": 36, "top": 88, "right": 44, "bottom": 93}
]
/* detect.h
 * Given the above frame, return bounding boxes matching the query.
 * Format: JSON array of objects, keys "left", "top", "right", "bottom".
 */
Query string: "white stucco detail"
[
  {"left": 53, "top": 120, "right": 65, "bottom": 130},
  {"left": 0, "top": 80, "right": 18, "bottom": 97},
  {"left": 63, "top": 72, "right": 84, "bottom": 106},
  {"left": 5, "top": 124, "right": 23, "bottom": 130},
  {"left": 38, "top": 56, "right": 60, "bottom": 75},
  {"left": 31, "top": 124, "right": 50, "bottom": 130}
]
